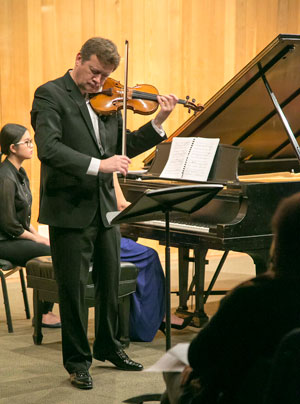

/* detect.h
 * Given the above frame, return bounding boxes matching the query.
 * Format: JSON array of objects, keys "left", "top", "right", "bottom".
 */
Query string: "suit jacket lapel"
[{"left": 63, "top": 72, "right": 100, "bottom": 150}]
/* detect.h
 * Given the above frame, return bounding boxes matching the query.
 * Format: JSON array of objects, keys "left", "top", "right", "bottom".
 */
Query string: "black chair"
[
  {"left": 0, "top": 258, "right": 30, "bottom": 333},
  {"left": 25, "top": 256, "right": 138, "bottom": 346}
]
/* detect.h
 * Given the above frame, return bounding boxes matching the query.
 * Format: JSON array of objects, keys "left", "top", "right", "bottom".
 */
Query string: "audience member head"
[
  {"left": 271, "top": 192, "right": 300, "bottom": 277},
  {"left": 0, "top": 123, "right": 27, "bottom": 156}
]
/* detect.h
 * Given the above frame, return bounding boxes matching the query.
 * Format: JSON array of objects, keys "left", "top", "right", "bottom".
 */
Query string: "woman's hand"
[
  {"left": 19, "top": 228, "right": 50, "bottom": 246},
  {"left": 34, "top": 234, "right": 50, "bottom": 246},
  {"left": 118, "top": 200, "right": 131, "bottom": 211},
  {"left": 180, "top": 365, "right": 193, "bottom": 386}
]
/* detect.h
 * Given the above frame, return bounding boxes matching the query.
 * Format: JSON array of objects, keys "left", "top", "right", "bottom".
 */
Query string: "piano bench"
[{"left": 25, "top": 256, "right": 138, "bottom": 347}]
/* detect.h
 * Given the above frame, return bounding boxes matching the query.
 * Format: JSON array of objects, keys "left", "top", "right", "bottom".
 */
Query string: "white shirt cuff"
[
  {"left": 87, "top": 157, "right": 101, "bottom": 175},
  {"left": 151, "top": 120, "right": 165, "bottom": 137}
]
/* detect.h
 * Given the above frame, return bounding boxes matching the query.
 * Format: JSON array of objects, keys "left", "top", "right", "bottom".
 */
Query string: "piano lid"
[{"left": 149, "top": 34, "right": 300, "bottom": 166}]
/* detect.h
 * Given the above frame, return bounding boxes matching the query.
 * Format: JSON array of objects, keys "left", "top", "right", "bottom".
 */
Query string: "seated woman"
[
  {"left": 0, "top": 123, "right": 60, "bottom": 328},
  {"left": 161, "top": 191, "right": 300, "bottom": 404},
  {"left": 114, "top": 174, "right": 189, "bottom": 342}
]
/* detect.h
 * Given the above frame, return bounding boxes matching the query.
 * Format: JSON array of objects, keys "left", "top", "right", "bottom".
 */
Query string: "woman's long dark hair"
[
  {"left": 0, "top": 123, "right": 27, "bottom": 158},
  {"left": 271, "top": 192, "right": 300, "bottom": 276}
]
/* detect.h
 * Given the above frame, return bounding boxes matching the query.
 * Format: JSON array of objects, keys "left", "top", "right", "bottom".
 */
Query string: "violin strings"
[
  {"left": 132, "top": 90, "right": 158, "bottom": 101},
  {"left": 132, "top": 90, "right": 186, "bottom": 105}
]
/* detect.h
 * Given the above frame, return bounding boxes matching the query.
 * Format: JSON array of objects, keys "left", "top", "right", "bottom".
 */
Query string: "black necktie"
[{"left": 97, "top": 115, "right": 106, "bottom": 155}]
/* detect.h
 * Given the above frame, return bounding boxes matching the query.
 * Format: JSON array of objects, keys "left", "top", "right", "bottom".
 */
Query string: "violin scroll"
[{"left": 184, "top": 95, "right": 204, "bottom": 114}]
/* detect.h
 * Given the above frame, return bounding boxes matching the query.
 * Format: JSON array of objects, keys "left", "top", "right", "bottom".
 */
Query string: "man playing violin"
[{"left": 31, "top": 37, "right": 177, "bottom": 390}]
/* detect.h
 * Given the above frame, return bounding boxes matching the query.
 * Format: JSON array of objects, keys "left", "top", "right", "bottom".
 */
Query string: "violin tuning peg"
[
  {"left": 186, "top": 95, "right": 190, "bottom": 100},
  {"left": 188, "top": 108, "right": 191, "bottom": 114},
  {"left": 192, "top": 98, "right": 195, "bottom": 103}
]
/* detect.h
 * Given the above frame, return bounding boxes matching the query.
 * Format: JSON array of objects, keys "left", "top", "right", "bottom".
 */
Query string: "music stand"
[{"left": 107, "top": 184, "right": 223, "bottom": 350}]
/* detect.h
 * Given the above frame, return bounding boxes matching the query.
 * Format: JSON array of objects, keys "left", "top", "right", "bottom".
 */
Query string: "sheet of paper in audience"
[
  {"left": 144, "top": 343, "right": 190, "bottom": 372},
  {"left": 160, "top": 137, "right": 220, "bottom": 181}
]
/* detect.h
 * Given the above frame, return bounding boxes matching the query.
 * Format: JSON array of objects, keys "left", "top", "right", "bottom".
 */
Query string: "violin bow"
[{"left": 122, "top": 40, "right": 129, "bottom": 157}]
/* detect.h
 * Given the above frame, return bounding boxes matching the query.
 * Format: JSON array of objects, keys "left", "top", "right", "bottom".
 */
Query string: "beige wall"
[{"left": 1, "top": 0, "right": 300, "bottom": 225}]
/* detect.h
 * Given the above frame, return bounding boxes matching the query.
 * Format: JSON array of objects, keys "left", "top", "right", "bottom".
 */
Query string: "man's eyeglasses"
[{"left": 15, "top": 139, "right": 34, "bottom": 148}]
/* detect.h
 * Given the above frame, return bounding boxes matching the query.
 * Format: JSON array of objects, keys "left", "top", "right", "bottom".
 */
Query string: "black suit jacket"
[
  {"left": 0, "top": 159, "right": 32, "bottom": 240},
  {"left": 188, "top": 273, "right": 300, "bottom": 403},
  {"left": 31, "top": 71, "right": 165, "bottom": 228}
]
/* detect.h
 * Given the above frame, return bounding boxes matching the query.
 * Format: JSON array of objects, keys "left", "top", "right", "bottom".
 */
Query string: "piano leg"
[
  {"left": 175, "top": 247, "right": 209, "bottom": 327},
  {"left": 177, "top": 247, "right": 190, "bottom": 312},
  {"left": 192, "top": 247, "right": 209, "bottom": 327}
]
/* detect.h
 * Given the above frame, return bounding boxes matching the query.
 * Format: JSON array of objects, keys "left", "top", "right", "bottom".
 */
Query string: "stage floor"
[{"left": 0, "top": 248, "right": 256, "bottom": 404}]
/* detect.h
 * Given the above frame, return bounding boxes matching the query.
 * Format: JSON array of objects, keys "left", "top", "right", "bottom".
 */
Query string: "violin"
[{"left": 89, "top": 77, "right": 204, "bottom": 116}]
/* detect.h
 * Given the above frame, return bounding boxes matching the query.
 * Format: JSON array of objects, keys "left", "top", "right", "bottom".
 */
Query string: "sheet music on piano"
[{"left": 160, "top": 137, "right": 220, "bottom": 181}]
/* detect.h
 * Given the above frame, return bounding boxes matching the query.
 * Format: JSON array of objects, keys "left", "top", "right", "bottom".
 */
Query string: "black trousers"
[
  {"left": 49, "top": 212, "right": 122, "bottom": 373},
  {"left": 0, "top": 239, "right": 53, "bottom": 314},
  {"left": 0, "top": 238, "right": 51, "bottom": 267}
]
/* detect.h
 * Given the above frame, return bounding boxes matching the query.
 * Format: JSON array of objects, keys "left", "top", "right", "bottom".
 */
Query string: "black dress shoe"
[
  {"left": 70, "top": 371, "right": 93, "bottom": 389},
  {"left": 42, "top": 322, "right": 61, "bottom": 328},
  {"left": 159, "top": 315, "right": 193, "bottom": 334},
  {"left": 94, "top": 349, "right": 143, "bottom": 371}
]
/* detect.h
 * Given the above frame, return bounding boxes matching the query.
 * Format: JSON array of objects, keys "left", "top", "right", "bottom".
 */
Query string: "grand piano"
[{"left": 119, "top": 34, "right": 300, "bottom": 326}]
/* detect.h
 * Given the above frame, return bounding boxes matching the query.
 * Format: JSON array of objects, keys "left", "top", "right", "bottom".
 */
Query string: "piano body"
[{"left": 119, "top": 34, "right": 300, "bottom": 326}]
